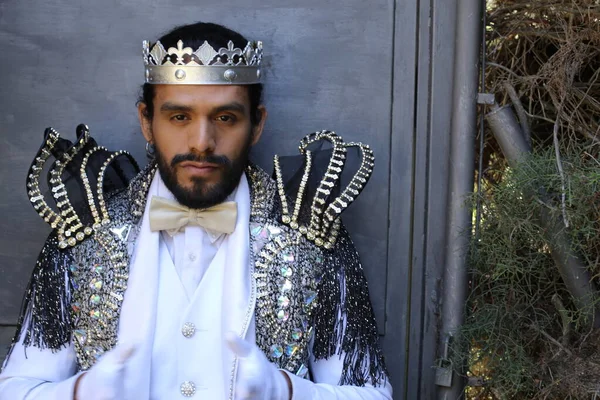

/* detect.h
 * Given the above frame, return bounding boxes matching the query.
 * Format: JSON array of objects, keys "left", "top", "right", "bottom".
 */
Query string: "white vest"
[
  {"left": 118, "top": 173, "right": 255, "bottom": 399},
  {"left": 149, "top": 238, "right": 227, "bottom": 398}
]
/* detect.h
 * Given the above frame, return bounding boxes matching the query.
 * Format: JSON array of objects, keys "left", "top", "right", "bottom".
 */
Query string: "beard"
[{"left": 155, "top": 134, "right": 252, "bottom": 210}]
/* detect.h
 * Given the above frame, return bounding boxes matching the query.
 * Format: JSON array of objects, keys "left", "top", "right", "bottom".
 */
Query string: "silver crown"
[{"left": 143, "top": 39, "right": 263, "bottom": 85}]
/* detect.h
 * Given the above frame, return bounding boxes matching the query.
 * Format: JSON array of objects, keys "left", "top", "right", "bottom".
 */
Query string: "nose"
[{"left": 187, "top": 119, "right": 216, "bottom": 154}]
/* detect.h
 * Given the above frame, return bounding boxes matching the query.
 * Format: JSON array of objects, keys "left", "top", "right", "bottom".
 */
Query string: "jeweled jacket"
[{"left": 6, "top": 126, "right": 387, "bottom": 391}]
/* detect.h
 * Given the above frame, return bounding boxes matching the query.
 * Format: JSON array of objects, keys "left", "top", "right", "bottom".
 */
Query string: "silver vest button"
[
  {"left": 182, "top": 322, "right": 196, "bottom": 338},
  {"left": 180, "top": 381, "right": 196, "bottom": 397}
]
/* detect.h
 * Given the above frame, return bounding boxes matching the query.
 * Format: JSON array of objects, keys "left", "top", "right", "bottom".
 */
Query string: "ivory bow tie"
[{"left": 149, "top": 196, "right": 238, "bottom": 235}]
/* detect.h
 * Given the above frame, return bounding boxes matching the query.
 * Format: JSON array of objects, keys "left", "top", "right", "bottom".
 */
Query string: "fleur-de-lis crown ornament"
[{"left": 143, "top": 38, "right": 263, "bottom": 85}]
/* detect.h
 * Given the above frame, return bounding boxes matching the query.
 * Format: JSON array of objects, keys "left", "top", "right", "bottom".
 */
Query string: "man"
[{"left": 0, "top": 22, "right": 392, "bottom": 399}]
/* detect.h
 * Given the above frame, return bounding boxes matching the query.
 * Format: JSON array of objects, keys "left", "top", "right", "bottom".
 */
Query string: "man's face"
[{"left": 138, "top": 84, "right": 266, "bottom": 209}]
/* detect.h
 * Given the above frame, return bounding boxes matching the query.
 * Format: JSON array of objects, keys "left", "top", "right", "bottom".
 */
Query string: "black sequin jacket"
[{"left": 8, "top": 128, "right": 387, "bottom": 387}]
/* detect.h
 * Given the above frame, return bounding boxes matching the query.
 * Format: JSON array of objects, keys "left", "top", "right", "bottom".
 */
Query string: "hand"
[
  {"left": 74, "top": 343, "right": 137, "bottom": 400},
  {"left": 226, "top": 332, "right": 292, "bottom": 400}
]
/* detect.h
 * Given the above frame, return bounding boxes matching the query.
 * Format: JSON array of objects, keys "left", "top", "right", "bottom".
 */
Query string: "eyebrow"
[
  {"left": 159, "top": 101, "right": 247, "bottom": 115},
  {"left": 213, "top": 102, "right": 247, "bottom": 115},
  {"left": 159, "top": 102, "right": 194, "bottom": 113}
]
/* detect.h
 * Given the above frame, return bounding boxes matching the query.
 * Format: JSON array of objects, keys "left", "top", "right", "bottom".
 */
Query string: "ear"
[
  {"left": 250, "top": 105, "right": 268, "bottom": 146},
  {"left": 137, "top": 102, "right": 153, "bottom": 143}
]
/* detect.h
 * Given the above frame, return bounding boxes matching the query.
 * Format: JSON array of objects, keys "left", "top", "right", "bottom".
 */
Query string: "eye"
[
  {"left": 216, "top": 114, "right": 236, "bottom": 123},
  {"left": 171, "top": 114, "right": 189, "bottom": 122}
]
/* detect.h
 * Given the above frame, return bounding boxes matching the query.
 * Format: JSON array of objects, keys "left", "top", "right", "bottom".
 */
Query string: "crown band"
[
  {"left": 145, "top": 65, "right": 261, "bottom": 85},
  {"left": 143, "top": 39, "right": 263, "bottom": 85}
]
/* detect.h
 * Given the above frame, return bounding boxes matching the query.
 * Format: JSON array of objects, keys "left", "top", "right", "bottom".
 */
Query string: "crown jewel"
[{"left": 143, "top": 39, "right": 263, "bottom": 85}]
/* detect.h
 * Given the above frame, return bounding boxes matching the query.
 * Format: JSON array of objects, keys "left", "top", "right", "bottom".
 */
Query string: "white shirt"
[{"left": 156, "top": 177, "right": 236, "bottom": 299}]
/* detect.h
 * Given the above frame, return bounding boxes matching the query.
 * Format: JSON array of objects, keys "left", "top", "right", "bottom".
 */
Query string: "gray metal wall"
[{"left": 0, "top": 1, "right": 457, "bottom": 398}]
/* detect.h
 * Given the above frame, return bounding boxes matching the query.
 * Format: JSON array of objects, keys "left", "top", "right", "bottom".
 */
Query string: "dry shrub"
[
  {"left": 486, "top": 0, "right": 600, "bottom": 146},
  {"left": 464, "top": 1, "right": 600, "bottom": 398},
  {"left": 465, "top": 148, "right": 600, "bottom": 399}
]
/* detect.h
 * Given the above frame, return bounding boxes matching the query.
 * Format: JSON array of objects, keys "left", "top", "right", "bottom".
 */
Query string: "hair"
[{"left": 138, "top": 22, "right": 264, "bottom": 126}]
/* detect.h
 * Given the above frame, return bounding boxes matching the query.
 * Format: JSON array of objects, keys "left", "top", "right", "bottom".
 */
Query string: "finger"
[
  {"left": 225, "top": 332, "right": 253, "bottom": 358},
  {"left": 237, "top": 385, "right": 258, "bottom": 400}
]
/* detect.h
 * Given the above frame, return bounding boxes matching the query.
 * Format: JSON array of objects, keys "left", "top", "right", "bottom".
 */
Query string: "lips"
[{"left": 179, "top": 161, "right": 220, "bottom": 177}]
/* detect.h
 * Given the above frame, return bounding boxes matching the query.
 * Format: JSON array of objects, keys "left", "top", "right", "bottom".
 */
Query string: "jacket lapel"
[{"left": 117, "top": 172, "right": 161, "bottom": 399}]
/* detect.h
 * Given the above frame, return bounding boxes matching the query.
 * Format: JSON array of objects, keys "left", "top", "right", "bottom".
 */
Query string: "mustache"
[{"left": 170, "top": 153, "right": 231, "bottom": 168}]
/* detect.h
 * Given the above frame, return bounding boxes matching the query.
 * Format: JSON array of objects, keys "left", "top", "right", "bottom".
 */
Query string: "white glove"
[
  {"left": 75, "top": 343, "right": 137, "bottom": 400},
  {"left": 226, "top": 332, "right": 291, "bottom": 400}
]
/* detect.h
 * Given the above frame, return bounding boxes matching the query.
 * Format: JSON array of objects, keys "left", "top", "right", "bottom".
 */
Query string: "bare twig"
[
  {"left": 551, "top": 294, "right": 571, "bottom": 345},
  {"left": 529, "top": 323, "right": 573, "bottom": 357},
  {"left": 504, "top": 81, "right": 532, "bottom": 147},
  {"left": 584, "top": 151, "right": 600, "bottom": 167},
  {"left": 487, "top": 62, "right": 522, "bottom": 79},
  {"left": 553, "top": 111, "right": 570, "bottom": 228}
]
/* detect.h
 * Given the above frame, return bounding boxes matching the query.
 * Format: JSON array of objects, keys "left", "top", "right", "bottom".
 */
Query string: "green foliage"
[
  {"left": 460, "top": 146, "right": 600, "bottom": 398},
  {"left": 470, "top": 0, "right": 600, "bottom": 397}
]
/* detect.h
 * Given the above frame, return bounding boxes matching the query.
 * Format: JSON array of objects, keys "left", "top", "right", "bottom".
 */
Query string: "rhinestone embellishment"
[
  {"left": 296, "top": 364, "right": 309, "bottom": 378},
  {"left": 304, "top": 290, "right": 317, "bottom": 306},
  {"left": 277, "top": 309, "right": 290, "bottom": 322},
  {"left": 180, "top": 381, "right": 196, "bottom": 397},
  {"left": 71, "top": 302, "right": 81, "bottom": 313},
  {"left": 251, "top": 225, "right": 264, "bottom": 237},
  {"left": 280, "top": 279, "right": 292, "bottom": 292},
  {"left": 270, "top": 344, "right": 284, "bottom": 358},
  {"left": 285, "top": 343, "right": 298, "bottom": 357},
  {"left": 278, "top": 295, "right": 290, "bottom": 308},
  {"left": 73, "top": 329, "right": 87, "bottom": 345},
  {"left": 291, "top": 328, "right": 303, "bottom": 341},
  {"left": 182, "top": 322, "right": 196, "bottom": 338},
  {"left": 280, "top": 265, "right": 293, "bottom": 277},
  {"left": 282, "top": 251, "right": 295, "bottom": 263},
  {"left": 89, "top": 278, "right": 103, "bottom": 290}
]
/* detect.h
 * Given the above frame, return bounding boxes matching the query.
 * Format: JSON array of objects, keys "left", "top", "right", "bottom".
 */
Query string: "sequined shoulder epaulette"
[
  {"left": 273, "top": 130, "right": 374, "bottom": 249},
  {"left": 26, "top": 124, "right": 140, "bottom": 249}
]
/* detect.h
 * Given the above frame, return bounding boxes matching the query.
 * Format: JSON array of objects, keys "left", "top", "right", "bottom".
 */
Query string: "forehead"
[{"left": 153, "top": 84, "right": 250, "bottom": 110}]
